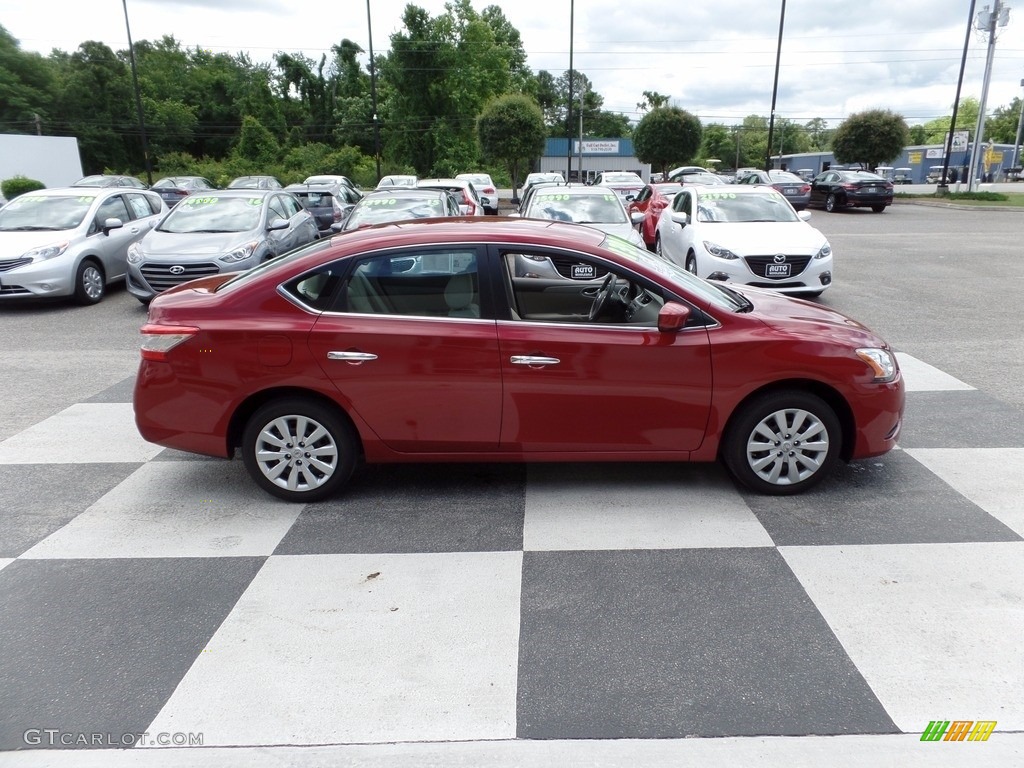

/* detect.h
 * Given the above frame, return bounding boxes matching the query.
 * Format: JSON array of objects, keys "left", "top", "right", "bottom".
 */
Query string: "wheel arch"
[
  {"left": 719, "top": 378, "right": 856, "bottom": 462},
  {"left": 227, "top": 386, "right": 364, "bottom": 459}
]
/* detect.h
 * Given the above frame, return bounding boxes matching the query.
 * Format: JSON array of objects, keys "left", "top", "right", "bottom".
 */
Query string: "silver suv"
[{"left": 0, "top": 187, "right": 166, "bottom": 304}]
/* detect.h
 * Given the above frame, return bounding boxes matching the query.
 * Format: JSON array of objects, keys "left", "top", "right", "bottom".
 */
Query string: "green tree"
[
  {"left": 636, "top": 91, "right": 671, "bottom": 114},
  {"left": 477, "top": 94, "right": 546, "bottom": 193},
  {"left": 699, "top": 123, "right": 734, "bottom": 166},
  {"left": 832, "top": 109, "right": 909, "bottom": 170},
  {"left": 50, "top": 41, "right": 136, "bottom": 172},
  {"left": 233, "top": 115, "right": 280, "bottom": 166},
  {"left": 379, "top": 0, "right": 524, "bottom": 176},
  {"left": 986, "top": 98, "right": 1022, "bottom": 144},
  {"left": 0, "top": 26, "right": 56, "bottom": 133},
  {"left": 803, "top": 118, "right": 831, "bottom": 151},
  {"left": 633, "top": 107, "right": 702, "bottom": 177}
]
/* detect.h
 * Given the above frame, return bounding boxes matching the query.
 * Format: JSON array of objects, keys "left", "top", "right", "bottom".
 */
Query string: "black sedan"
[
  {"left": 809, "top": 170, "right": 894, "bottom": 213},
  {"left": 151, "top": 176, "right": 216, "bottom": 207}
]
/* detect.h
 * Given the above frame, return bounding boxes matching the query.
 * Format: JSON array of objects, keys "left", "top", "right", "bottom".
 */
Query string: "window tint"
[
  {"left": 336, "top": 249, "right": 480, "bottom": 318},
  {"left": 283, "top": 262, "right": 347, "bottom": 311}
]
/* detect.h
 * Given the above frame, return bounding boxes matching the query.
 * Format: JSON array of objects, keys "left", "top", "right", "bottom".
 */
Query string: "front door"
[{"left": 494, "top": 246, "right": 713, "bottom": 453}]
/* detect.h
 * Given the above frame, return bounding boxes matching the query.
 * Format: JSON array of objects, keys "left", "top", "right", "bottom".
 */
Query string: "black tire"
[
  {"left": 722, "top": 390, "right": 841, "bottom": 495},
  {"left": 825, "top": 193, "right": 840, "bottom": 213},
  {"left": 871, "top": 204, "right": 887, "bottom": 213},
  {"left": 242, "top": 398, "right": 358, "bottom": 502},
  {"left": 73, "top": 259, "right": 105, "bottom": 305},
  {"left": 685, "top": 253, "right": 698, "bottom": 275}
]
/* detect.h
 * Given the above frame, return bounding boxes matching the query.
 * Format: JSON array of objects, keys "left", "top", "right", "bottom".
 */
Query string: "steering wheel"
[{"left": 588, "top": 272, "right": 618, "bottom": 321}]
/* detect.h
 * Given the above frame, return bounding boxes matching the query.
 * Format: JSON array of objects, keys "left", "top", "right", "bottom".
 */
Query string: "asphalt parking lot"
[{"left": 1, "top": 201, "right": 1022, "bottom": 766}]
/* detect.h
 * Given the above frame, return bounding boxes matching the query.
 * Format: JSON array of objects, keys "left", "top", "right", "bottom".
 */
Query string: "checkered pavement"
[{"left": 1, "top": 352, "right": 1022, "bottom": 765}]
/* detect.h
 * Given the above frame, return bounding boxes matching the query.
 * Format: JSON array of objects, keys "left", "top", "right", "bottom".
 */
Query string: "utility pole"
[
  {"left": 366, "top": 0, "right": 381, "bottom": 182},
  {"left": 567, "top": 0, "right": 574, "bottom": 181},
  {"left": 1013, "top": 77, "right": 1024, "bottom": 172},
  {"left": 765, "top": 0, "right": 787, "bottom": 171},
  {"left": 939, "top": 0, "right": 977, "bottom": 194},
  {"left": 967, "top": 1, "right": 1011, "bottom": 191}
]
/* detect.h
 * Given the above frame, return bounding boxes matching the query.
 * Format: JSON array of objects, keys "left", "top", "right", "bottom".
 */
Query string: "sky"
[{"left": 3, "top": 0, "right": 1024, "bottom": 129}]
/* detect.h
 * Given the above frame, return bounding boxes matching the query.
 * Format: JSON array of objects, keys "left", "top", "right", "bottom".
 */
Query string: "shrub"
[{"left": 1, "top": 175, "right": 46, "bottom": 199}]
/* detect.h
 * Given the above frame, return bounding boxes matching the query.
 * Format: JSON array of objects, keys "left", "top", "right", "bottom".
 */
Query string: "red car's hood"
[{"left": 734, "top": 286, "right": 888, "bottom": 347}]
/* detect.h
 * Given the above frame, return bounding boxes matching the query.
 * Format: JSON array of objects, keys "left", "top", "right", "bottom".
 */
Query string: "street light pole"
[{"left": 121, "top": 0, "right": 153, "bottom": 185}]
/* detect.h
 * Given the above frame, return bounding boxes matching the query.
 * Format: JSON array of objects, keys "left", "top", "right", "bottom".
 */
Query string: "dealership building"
[{"left": 537, "top": 137, "right": 650, "bottom": 184}]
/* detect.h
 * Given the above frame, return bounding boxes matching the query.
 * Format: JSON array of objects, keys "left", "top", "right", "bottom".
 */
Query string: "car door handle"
[
  {"left": 129, "top": 227, "right": 140, "bottom": 234},
  {"left": 327, "top": 351, "right": 378, "bottom": 364},
  {"left": 510, "top": 355, "right": 560, "bottom": 366}
]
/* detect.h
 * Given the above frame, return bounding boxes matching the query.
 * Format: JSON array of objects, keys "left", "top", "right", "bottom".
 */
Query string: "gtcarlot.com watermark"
[{"left": 24, "top": 729, "right": 203, "bottom": 747}]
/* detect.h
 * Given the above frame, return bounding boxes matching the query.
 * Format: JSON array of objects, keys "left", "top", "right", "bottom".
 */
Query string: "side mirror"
[
  {"left": 669, "top": 211, "right": 689, "bottom": 227},
  {"left": 657, "top": 301, "right": 691, "bottom": 333},
  {"left": 630, "top": 211, "right": 644, "bottom": 226},
  {"left": 267, "top": 217, "right": 289, "bottom": 231},
  {"left": 798, "top": 210, "right": 811, "bottom": 221},
  {"left": 102, "top": 217, "right": 124, "bottom": 235}
]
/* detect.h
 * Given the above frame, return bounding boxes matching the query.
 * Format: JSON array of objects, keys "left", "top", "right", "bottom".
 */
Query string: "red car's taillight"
[
  {"left": 332, "top": 198, "right": 344, "bottom": 223},
  {"left": 462, "top": 190, "right": 475, "bottom": 211},
  {"left": 140, "top": 324, "right": 198, "bottom": 362}
]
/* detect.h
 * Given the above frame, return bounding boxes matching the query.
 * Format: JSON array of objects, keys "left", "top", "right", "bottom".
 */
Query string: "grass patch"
[{"left": 895, "top": 190, "right": 1024, "bottom": 207}]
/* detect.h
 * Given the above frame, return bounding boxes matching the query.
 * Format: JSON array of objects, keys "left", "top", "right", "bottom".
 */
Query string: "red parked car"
[
  {"left": 627, "top": 182, "right": 684, "bottom": 250},
  {"left": 134, "top": 218, "right": 904, "bottom": 502}
]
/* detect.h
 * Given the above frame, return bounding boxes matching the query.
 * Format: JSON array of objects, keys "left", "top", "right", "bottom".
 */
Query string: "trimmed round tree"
[
  {"left": 633, "top": 107, "right": 703, "bottom": 178},
  {"left": 832, "top": 109, "right": 909, "bottom": 172},
  {"left": 477, "top": 95, "right": 547, "bottom": 199}
]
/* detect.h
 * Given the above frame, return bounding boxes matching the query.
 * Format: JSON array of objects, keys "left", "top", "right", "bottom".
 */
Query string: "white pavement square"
[
  {"left": 895, "top": 353, "right": 975, "bottom": 392},
  {"left": 20, "top": 462, "right": 303, "bottom": 559},
  {"left": 0, "top": 403, "right": 165, "bottom": 464},
  {"left": 523, "top": 465, "right": 774, "bottom": 551},
  {"left": 780, "top": 541, "right": 1024, "bottom": 732},
  {"left": 905, "top": 447, "right": 1024, "bottom": 539},
  {"left": 0, "top": 559, "right": 13, "bottom": 573},
  {"left": 145, "top": 551, "right": 523, "bottom": 746}
]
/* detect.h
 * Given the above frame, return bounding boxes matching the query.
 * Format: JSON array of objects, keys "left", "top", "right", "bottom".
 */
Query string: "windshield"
[
  {"left": 601, "top": 234, "right": 749, "bottom": 312},
  {"left": 601, "top": 173, "right": 642, "bottom": 185},
  {"left": 0, "top": 194, "right": 94, "bottom": 231},
  {"left": 158, "top": 195, "right": 263, "bottom": 233},
  {"left": 695, "top": 191, "right": 800, "bottom": 223},
  {"left": 526, "top": 191, "right": 628, "bottom": 224},
  {"left": 344, "top": 195, "right": 447, "bottom": 229}
]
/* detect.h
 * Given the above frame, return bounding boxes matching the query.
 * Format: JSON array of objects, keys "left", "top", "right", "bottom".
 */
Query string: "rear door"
[{"left": 307, "top": 245, "right": 502, "bottom": 452}]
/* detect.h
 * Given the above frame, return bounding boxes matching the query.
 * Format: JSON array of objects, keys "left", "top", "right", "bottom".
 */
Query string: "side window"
[
  {"left": 635, "top": 187, "right": 651, "bottom": 204},
  {"left": 501, "top": 250, "right": 666, "bottom": 327},
  {"left": 673, "top": 190, "right": 691, "bottom": 214},
  {"left": 94, "top": 195, "right": 131, "bottom": 228},
  {"left": 283, "top": 262, "right": 347, "bottom": 311},
  {"left": 268, "top": 195, "right": 290, "bottom": 222},
  {"left": 283, "top": 195, "right": 302, "bottom": 216},
  {"left": 336, "top": 249, "right": 480, "bottom": 318},
  {"left": 125, "top": 193, "right": 155, "bottom": 219}
]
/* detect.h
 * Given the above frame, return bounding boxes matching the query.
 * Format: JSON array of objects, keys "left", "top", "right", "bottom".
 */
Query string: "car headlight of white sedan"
[
  {"left": 703, "top": 240, "right": 739, "bottom": 260},
  {"left": 815, "top": 242, "right": 832, "bottom": 259}
]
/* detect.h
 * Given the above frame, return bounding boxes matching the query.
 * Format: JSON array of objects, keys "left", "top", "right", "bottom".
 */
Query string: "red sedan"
[
  {"left": 134, "top": 218, "right": 904, "bottom": 502},
  {"left": 627, "top": 182, "right": 684, "bottom": 250}
]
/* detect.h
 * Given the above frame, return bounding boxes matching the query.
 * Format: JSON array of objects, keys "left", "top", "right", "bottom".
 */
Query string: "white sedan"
[
  {"left": 654, "top": 185, "right": 833, "bottom": 296},
  {"left": 518, "top": 184, "right": 645, "bottom": 249}
]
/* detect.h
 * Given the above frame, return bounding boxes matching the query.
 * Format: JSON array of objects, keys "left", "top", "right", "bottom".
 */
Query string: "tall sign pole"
[
  {"left": 967, "top": 0, "right": 1010, "bottom": 191},
  {"left": 567, "top": 0, "right": 575, "bottom": 181}
]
